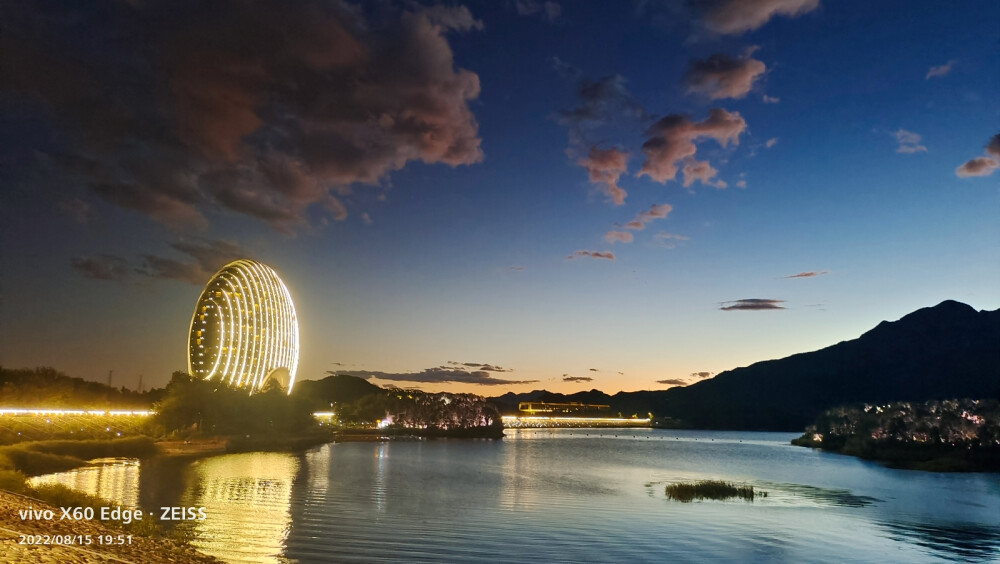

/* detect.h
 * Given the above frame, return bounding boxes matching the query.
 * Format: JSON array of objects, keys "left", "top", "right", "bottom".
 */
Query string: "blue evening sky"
[{"left": 1, "top": 0, "right": 997, "bottom": 393}]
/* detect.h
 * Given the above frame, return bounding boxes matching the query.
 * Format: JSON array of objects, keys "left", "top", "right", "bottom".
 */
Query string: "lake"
[{"left": 29, "top": 429, "right": 1000, "bottom": 563}]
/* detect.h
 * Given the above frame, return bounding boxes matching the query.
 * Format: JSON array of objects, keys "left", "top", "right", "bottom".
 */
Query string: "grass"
[
  {"left": 0, "top": 437, "right": 157, "bottom": 477},
  {"left": 665, "top": 480, "right": 762, "bottom": 503}
]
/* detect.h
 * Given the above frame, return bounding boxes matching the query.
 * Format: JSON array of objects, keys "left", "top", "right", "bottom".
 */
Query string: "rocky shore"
[{"left": 0, "top": 490, "right": 218, "bottom": 563}]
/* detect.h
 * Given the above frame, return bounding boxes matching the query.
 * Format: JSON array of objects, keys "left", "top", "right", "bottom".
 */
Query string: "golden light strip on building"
[
  {"left": 0, "top": 409, "right": 154, "bottom": 417},
  {"left": 187, "top": 259, "right": 300, "bottom": 394},
  {"left": 501, "top": 415, "right": 652, "bottom": 427}
]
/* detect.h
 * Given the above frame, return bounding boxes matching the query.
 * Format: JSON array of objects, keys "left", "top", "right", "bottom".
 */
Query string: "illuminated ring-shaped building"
[{"left": 187, "top": 259, "right": 299, "bottom": 394}]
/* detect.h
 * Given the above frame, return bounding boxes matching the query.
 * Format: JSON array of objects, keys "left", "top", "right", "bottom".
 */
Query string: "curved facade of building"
[{"left": 187, "top": 259, "right": 299, "bottom": 394}]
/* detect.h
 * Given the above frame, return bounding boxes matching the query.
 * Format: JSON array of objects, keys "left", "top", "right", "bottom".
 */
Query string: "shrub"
[{"left": 665, "top": 480, "right": 758, "bottom": 502}]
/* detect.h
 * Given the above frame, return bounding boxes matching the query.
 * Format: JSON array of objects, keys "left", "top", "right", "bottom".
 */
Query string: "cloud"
[
  {"left": 762, "top": 94, "right": 780, "bottom": 104},
  {"left": 589, "top": 368, "right": 600, "bottom": 372},
  {"left": 684, "top": 52, "right": 766, "bottom": 100},
  {"left": 765, "top": 137, "right": 779, "bottom": 148},
  {"left": 690, "top": 371, "right": 713, "bottom": 379},
  {"left": 656, "top": 379, "right": 689, "bottom": 387},
  {"left": 735, "top": 179, "right": 747, "bottom": 188},
  {"left": 567, "top": 250, "right": 615, "bottom": 260},
  {"left": 956, "top": 157, "right": 999, "bottom": 178},
  {"left": 137, "top": 239, "right": 244, "bottom": 284},
  {"left": 563, "top": 376, "right": 594, "bottom": 383},
  {"left": 638, "top": 109, "right": 746, "bottom": 184},
  {"left": 71, "top": 254, "right": 131, "bottom": 281},
  {"left": 956, "top": 133, "right": 1000, "bottom": 178},
  {"left": 682, "top": 160, "right": 727, "bottom": 188},
  {"left": 987, "top": 134, "right": 1000, "bottom": 158},
  {"left": 894, "top": 129, "right": 927, "bottom": 154},
  {"left": 700, "top": 0, "right": 820, "bottom": 35},
  {"left": 925, "top": 60, "right": 956, "bottom": 80},
  {"left": 578, "top": 147, "right": 630, "bottom": 205},
  {"left": 338, "top": 368, "right": 537, "bottom": 386},
  {"left": 515, "top": 0, "right": 562, "bottom": 22},
  {"left": 624, "top": 204, "right": 673, "bottom": 230},
  {"left": 605, "top": 230, "right": 634, "bottom": 244},
  {"left": 557, "top": 74, "right": 646, "bottom": 146},
  {"left": 720, "top": 298, "right": 786, "bottom": 311},
  {"left": 509, "top": 265, "right": 526, "bottom": 271},
  {"left": 478, "top": 364, "right": 513, "bottom": 373},
  {"left": 653, "top": 232, "right": 690, "bottom": 248},
  {"left": 361, "top": 213, "right": 373, "bottom": 225},
  {"left": 3, "top": 2, "right": 485, "bottom": 231},
  {"left": 783, "top": 270, "right": 829, "bottom": 278}
]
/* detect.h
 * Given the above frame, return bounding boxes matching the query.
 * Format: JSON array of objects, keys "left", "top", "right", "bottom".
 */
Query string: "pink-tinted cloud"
[
  {"left": 639, "top": 109, "right": 746, "bottom": 184},
  {"left": 925, "top": 60, "right": 956, "bottom": 80},
  {"left": 894, "top": 129, "right": 927, "bottom": 154},
  {"left": 987, "top": 134, "right": 1000, "bottom": 158},
  {"left": 578, "top": 147, "right": 630, "bottom": 205},
  {"left": 682, "top": 160, "right": 727, "bottom": 188},
  {"left": 625, "top": 204, "right": 673, "bottom": 230},
  {"left": 5, "top": 3, "right": 485, "bottom": 231},
  {"left": 701, "top": 0, "right": 820, "bottom": 35},
  {"left": 567, "top": 250, "right": 616, "bottom": 260},
  {"left": 956, "top": 133, "right": 1000, "bottom": 178},
  {"left": 956, "top": 157, "right": 999, "bottom": 178},
  {"left": 762, "top": 94, "right": 780, "bottom": 104},
  {"left": 605, "top": 230, "right": 635, "bottom": 244},
  {"left": 720, "top": 298, "right": 786, "bottom": 311},
  {"left": 684, "top": 53, "right": 766, "bottom": 100},
  {"left": 783, "top": 270, "right": 829, "bottom": 278},
  {"left": 766, "top": 138, "right": 779, "bottom": 148}
]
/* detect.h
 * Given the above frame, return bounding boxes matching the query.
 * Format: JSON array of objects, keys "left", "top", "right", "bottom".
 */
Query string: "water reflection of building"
[
  {"left": 181, "top": 452, "right": 298, "bottom": 564},
  {"left": 28, "top": 459, "right": 140, "bottom": 508}
]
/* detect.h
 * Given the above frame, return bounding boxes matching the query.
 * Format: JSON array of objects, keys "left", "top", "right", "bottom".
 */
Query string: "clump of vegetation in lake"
[{"left": 665, "top": 480, "right": 760, "bottom": 502}]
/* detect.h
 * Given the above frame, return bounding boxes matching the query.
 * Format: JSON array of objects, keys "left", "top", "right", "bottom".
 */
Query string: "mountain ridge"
[{"left": 491, "top": 300, "right": 1000, "bottom": 430}]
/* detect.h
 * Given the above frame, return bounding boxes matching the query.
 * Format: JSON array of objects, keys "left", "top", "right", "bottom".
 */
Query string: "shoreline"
[{"left": 0, "top": 489, "right": 219, "bottom": 563}]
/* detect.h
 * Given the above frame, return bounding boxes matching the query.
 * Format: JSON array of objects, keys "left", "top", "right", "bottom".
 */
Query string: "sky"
[{"left": 1, "top": 0, "right": 998, "bottom": 395}]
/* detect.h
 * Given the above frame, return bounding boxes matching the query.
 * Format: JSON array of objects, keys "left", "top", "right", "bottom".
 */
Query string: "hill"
[
  {"left": 491, "top": 300, "right": 1000, "bottom": 430},
  {"left": 292, "top": 373, "right": 384, "bottom": 410}
]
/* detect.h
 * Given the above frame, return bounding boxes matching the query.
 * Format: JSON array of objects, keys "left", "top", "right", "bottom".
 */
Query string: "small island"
[{"left": 792, "top": 398, "right": 1000, "bottom": 472}]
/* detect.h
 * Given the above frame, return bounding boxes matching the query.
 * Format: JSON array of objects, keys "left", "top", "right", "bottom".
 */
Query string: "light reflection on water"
[
  {"left": 179, "top": 452, "right": 298, "bottom": 563},
  {"left": 28, "top": 458, "right": 140, "bottom": 508},
  {"left": 28, "top": 429, "right": 1000, "bottom": 563}
]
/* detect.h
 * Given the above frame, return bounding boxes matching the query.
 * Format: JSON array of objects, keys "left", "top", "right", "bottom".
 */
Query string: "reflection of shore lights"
[{"left": 187, "top": 259, "right": 299, "bottom": 394}]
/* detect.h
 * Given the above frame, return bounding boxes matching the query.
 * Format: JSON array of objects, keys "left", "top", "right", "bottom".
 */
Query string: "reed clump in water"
[{"left": 665, "top": 480, "right": 761, "bottom": 502}]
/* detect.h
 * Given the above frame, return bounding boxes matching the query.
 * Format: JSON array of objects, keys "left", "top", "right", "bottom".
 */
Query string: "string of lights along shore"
[{"left": 187, "top": 259, "right": 299, "bottom": 394}]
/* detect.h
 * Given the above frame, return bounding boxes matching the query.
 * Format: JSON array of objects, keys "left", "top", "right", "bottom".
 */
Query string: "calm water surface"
[{"left": 30, "top": 429, "right": 1000, "bottom": 563}]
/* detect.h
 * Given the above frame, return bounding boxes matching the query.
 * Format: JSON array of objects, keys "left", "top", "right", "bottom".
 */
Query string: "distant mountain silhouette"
[
  {"left": 293, "top": 373, "right": 383, "bottom": 409},
  {"left": 491, "top": 301, "right": 1000, "bottom": 430}
]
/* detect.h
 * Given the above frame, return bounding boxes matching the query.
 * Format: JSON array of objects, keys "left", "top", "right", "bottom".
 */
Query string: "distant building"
[
  {"left": 518, "top": 402, "right": 611, "bottom": 416},
  {"left": 187, "top": 259, "right": 299, "bottom": 394}
]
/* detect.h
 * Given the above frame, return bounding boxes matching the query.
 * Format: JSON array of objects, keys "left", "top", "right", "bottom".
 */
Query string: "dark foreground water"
[{"left": 29, "top": 429, "right": 1000, "bottom": 563}]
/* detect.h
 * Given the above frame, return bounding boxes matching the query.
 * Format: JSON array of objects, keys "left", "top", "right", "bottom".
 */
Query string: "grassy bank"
[
  {"left": 665, "top": 480, "right": 762, "bottom": 502},
  {"left": 0, "top": 437, "right": 157, "bottom": 477}
]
